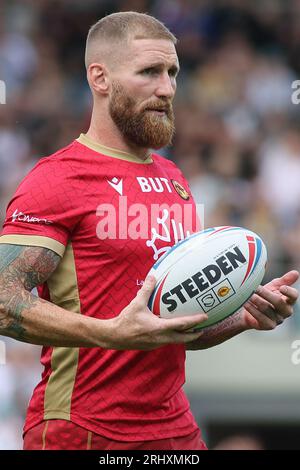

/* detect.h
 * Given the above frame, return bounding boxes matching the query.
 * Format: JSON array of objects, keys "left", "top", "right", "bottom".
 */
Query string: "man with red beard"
[{"left": 0, "top": 12, "right": 298, "bottom": 450}]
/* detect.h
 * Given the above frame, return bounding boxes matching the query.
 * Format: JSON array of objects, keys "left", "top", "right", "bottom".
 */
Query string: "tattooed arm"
[
  {"left": 0, "top": 244, "right": 106, "bottom": 346},
  {"left": 185, "top": 310, "right": 246, "bottom": 350},
  {"left": 0, "top": 244, "right": 208, "bottom": 349},
  {"left": 186, "top": 270, "right": 299, "bottom": 350}
]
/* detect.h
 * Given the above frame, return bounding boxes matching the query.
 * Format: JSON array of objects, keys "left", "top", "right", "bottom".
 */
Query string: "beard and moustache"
[{"left": 109, "top": 81, "right": 175, "bottom": 150}]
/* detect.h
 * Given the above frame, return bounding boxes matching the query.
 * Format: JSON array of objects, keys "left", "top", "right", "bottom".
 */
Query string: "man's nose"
[{"left": 155, "top": 72, "right": 176, "bottom": 100}]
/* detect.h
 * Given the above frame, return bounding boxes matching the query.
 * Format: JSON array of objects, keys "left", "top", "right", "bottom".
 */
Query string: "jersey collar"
[{"left": 77, "top": 134, "right": 153, "bottom": 164}]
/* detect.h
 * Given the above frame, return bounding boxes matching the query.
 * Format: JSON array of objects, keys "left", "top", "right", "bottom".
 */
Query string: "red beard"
[{"left": 109, "top": 81, "right": 175, "bottom": 150}]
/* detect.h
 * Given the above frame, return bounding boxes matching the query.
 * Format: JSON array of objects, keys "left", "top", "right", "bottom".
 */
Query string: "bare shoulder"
[{"left": 0, "top": 244, "right": 61, "bottom": 290}]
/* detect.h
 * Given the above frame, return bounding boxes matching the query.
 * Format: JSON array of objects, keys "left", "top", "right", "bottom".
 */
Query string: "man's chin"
[
  {"left": 119, "top": 118, "right": 174, "bottom": 150},
  {"left": 140, "top": 125, "right": 174, "bottom": 149},
  {"left": 150, "top": 142, "right": 171, "bottom": 150},
  {"left": 136, "top": 135, "right": 173, "bottom": 150}
]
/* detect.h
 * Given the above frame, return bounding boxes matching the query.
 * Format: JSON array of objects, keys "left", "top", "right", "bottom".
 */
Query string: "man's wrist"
[
  {"left": 84, "top": 316, "right": 117, "bottom": 349},
  {"left": 235, "top": 307, "right": 252, "bottom": 332}
]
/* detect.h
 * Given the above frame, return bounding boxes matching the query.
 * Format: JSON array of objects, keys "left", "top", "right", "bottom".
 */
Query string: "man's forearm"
[
  {"left": 0, "top": 244, "right": 213, "bottom": 351},
  {"left": 0, "top": 288, "right": 111, "bottom": 347},
  {"left": 0, "top": 244, "right": 112, "bottom": 347},
  {"left": 186, "top": 310, "right": 248, "bottom": 350}
]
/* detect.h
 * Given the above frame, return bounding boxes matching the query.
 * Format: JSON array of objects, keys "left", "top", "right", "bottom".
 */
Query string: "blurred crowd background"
[{"left": 1, "top": 0, "right": 300, "bottom": 449}]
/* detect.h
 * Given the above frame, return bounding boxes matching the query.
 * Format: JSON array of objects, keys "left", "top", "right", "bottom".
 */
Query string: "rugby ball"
[{"left": 148, "top": 226, "right": 267, "bottom": 329}]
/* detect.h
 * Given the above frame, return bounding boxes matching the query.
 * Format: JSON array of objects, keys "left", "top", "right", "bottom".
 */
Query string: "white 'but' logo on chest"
[{"left": 136, "top": 177, "right": 172, "bottom": 193}]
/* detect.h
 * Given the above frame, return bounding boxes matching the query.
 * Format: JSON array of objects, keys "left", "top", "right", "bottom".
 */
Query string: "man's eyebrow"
[{"left": 140, "top": 62, "right": 180, "bottom": 73}]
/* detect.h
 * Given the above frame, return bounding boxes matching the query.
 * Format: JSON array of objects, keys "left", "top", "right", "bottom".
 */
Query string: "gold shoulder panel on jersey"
[{"left": 0, "top": 235, "right": 65, "bottom": 257}]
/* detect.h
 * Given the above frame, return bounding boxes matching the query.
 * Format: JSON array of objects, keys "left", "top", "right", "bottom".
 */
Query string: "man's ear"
[{"left": 87, "top": 63, "right": 110, "bottom": 95}]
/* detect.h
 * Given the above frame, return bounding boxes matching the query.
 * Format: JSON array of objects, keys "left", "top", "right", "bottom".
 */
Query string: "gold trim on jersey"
[
  {"left": 77, "top": 133, "right": 153, "bottom": 164},
  {"left": 87, "top": 431, "right": 92, "bottom": 450},
  {"left": 42, "top": 420, "right": 49, "bottom": 450},
  {"left": 43, "top": 242, "right": 80, "bottom": 421},
  {"left": 0, "top": 236, "right": 81, "bottom": 419},
  {"left": 0, "top": 235, "right": 65, "bottom": 257}
]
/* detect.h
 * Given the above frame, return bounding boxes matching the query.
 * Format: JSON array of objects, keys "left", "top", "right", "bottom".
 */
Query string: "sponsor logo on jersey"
[
  {"left": 11, "top": 209, "right": 53, "bottom": 225},
  {"left": 171, "top": 180, "right": 190, "bottom": 200},
  {"left": 136, "top": 177, "right": 172, "bottom": 193},
  {"left": 107, "top": 177, "right": 123, "bottom": 196}
]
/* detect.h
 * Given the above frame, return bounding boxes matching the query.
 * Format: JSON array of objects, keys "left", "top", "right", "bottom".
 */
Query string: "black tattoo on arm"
[
  {"left": 186, "top": 310, "right": 245, "bottom": 350},
  {"left": 0, "top": 245, "right": 61, "bottom": 340}
]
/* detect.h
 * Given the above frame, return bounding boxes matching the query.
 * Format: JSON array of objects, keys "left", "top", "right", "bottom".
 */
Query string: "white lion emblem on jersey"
[{"left": 146, "top": 209, "right": 191, "bottom": 260}]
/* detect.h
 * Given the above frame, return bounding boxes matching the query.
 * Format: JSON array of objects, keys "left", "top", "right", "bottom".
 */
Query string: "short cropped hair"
[{"left": 85, "top": 11, "right": 177, "bottom": 68}]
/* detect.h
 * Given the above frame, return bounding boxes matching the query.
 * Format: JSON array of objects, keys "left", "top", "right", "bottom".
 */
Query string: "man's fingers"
[
  {"left": 244, "top": 300, "right": 276, "bottom": 330},
  {"left": 172, "top": 329, "right": 205, "bottom": 344},
  {"left": 248, "top": 287, "right": 294, "bottom": 327},
  {"left": 139, "top": 329, "right": 205, "bottom": 350},
  {"left": 255, "top": 286, "right": 291, "bottom": 315},
  {"left": 269, "top": 270, "right": 299, "bottom": 289},
  {"left": 279, "top": 285, "right": 299, "bottom": 305},
  {"left": 250, "top": 293, "right": 275, "bottom": 314},
  {"left": 136, "top": 275, "right": 157, "bottom": 303},
  {"left": 162, "top": 313, "right": 208, "bottom": 332},
  {"left": 279, "top": 270, "right": 299, "bottom": 285}
]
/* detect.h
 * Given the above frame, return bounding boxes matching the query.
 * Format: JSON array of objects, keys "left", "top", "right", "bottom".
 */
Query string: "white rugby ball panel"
[{"left": 148, "top": 226, "right": 267, "bottom": 329}]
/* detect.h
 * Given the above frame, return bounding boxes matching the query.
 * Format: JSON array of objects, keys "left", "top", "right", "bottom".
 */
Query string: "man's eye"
[
  {"left": 169, "top": 69, "right": 178, "bottom": 78},
  {"left": 142, "top": 68, "right": 158, "bottom": 75}
]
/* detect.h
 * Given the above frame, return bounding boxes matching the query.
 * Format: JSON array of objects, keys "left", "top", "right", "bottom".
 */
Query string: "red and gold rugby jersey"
[{"left": 0, "top": 133, "right": 201, "bottom": 441}]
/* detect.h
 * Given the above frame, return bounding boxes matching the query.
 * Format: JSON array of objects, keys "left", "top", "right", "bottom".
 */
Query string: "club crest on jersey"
[{"left": 171, "top": 180, "right": 190, "bottom": 200}]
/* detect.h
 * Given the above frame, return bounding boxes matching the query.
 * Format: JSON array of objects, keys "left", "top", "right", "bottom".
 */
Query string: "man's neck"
[{"left": 86, "top": 118, "right": 151, "bottom": 162}]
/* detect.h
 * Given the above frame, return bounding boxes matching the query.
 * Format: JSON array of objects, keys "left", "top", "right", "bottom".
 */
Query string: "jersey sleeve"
[{"left": 0, "top": 158, "right": 82, "bottom": 257}]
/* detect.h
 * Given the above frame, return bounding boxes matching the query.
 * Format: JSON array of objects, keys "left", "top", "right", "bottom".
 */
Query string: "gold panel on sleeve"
[
  {"left": 43, "top": 242, "right": 81, "bottom": 421},
  {"left": 0, "top": 235, "right": 65, "bottom": 257}
]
